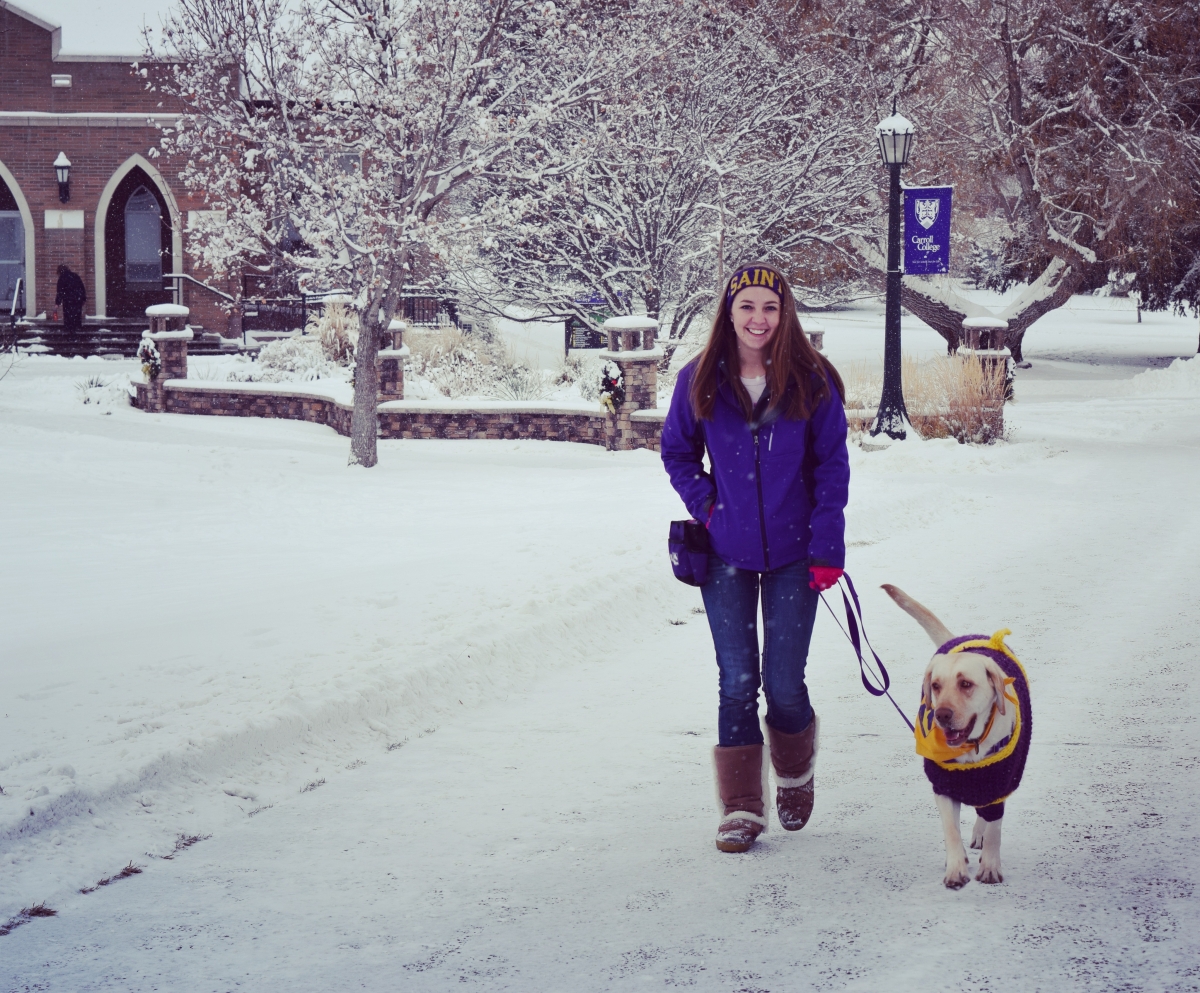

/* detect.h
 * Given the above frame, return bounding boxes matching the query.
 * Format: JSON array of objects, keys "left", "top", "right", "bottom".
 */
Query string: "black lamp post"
[
  {"left": 870, "top": 101, "right": 915, "bottom": 440},
  {"left": 54, "top": 152, "right": 71, "bottom": 203}
]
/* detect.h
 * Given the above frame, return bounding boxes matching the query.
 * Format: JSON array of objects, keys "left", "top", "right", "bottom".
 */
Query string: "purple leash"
[{"left": 819, "top": 572, "right": 915, "bottom": 732}]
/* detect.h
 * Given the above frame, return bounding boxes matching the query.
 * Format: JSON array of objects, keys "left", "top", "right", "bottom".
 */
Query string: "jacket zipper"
[{"left": 753, "top": 428, "right": 771, "bottom": 571}]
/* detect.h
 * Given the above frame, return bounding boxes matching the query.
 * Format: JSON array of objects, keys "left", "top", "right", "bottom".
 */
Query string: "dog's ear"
[
  {"left": 982, "top": 658, "right": 1009, "bottom": 716},
  {"left": 922, "top": 660, "right": 935, "bottom": 707}
]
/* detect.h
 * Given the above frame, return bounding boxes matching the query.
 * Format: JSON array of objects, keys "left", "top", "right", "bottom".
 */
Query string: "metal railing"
[
  {"left": 163, "top": 272, "right": 235, "bottom": 304},
  {"left": 7, "top": 277, "right": 23, "bottom": 320}
]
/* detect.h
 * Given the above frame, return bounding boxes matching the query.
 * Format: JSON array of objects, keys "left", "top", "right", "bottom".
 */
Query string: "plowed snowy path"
[{"left": 3, "top": 314, "right": 1198, "bottom": 992}]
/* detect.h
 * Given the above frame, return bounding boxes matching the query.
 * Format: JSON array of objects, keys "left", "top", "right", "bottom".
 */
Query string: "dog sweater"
[{"left": 914, "top": 630, "right": 1032, "bottom": 822}]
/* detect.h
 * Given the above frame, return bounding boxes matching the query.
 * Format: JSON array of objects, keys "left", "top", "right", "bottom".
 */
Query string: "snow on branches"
[
  {"left": 153, "top": 0, "right": 619, "bottom": 465},
  {"left": 452, "top": 1, "right": 875, "bottom": 349}
]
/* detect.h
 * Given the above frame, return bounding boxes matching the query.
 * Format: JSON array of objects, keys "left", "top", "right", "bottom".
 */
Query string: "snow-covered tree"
[
  {"left": 831, "top": 0, "right": 1200, "bottom": 360},
  {"left": 155, "top": 0, "right": 619, "bottom": 465},
  {"left": 452, "top": 1, "right": 876, "bottom": 354}
]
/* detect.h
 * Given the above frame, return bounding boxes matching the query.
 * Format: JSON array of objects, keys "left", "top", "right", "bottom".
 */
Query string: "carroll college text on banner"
[{"left": 903, "top": 186, "right": 953, "bottom": 274}]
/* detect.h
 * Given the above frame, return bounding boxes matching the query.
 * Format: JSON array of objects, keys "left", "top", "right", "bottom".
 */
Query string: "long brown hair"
[{"left": 689, "top": 263, "right": 845, "bottom": 420}]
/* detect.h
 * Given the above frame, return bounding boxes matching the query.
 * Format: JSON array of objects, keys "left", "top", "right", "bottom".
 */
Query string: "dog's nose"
[{"left": 935, "top": 707, "right": 954, "bottom": 727}]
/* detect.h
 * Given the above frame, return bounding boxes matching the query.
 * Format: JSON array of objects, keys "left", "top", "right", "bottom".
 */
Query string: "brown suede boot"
[
  {"left": 713, "top": 744, "right": 767, "bottom": 853},
  {"left": 768, "top": 715, "right": 818, "bottom": 831}
]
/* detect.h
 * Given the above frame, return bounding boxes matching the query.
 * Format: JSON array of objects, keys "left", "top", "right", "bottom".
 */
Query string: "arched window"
[
  {"left": 0, "top": 176, "right": 22, "bottom": 313},
  {"left": 124, "top": 186, "right": 163, "bottom": 287}
]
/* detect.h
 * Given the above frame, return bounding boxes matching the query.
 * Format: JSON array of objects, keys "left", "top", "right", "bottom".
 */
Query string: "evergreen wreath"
[
  {"left": 137, "top": 337, "right": 161, "bottom": 380},
  {"left": 599, "top": 360, "right": 625, "bottom": 414}
]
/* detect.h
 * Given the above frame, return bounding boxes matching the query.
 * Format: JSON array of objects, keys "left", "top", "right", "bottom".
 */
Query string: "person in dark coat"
[{"left": 55, "top": 264, "right": 86, "bottom": 333}]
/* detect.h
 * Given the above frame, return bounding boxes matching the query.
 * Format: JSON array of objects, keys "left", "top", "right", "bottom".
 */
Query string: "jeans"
[{"left": 700, "top": 555, "right": 819, "bottom": 746}]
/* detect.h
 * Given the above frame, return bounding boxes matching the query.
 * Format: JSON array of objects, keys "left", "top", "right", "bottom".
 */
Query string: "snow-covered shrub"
[
  {"left": 305, "top": 301, "right": 358, "bottom": 365},
  {"left": 561, "top": 353, "right": 602, "bottom": 402},
  {"left": 486, "top": 363, "right": 550, "bottom": 401},
  {"left": 244, "top": 336, "right": 342, "bottom": 383},
  {"left": 75, "top": 374, "right": 131, "bottom": 406},
  {"left": 406, "top": 327, "right": 549, "bottom": 400},
  {"left": 75, "top": 375, "right": 109, "bottom": 403},
  {"left": 406, "top": 329, "right": 491, "bottom": 398}
]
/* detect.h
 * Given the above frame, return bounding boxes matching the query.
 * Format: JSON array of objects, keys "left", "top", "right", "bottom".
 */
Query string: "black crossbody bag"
[{"left": 667, "top": 518, "right": 711, "bottom": 587}]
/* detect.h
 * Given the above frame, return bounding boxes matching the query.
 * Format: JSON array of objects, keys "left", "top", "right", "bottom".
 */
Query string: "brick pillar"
[
  {"left": 600, "top": 315, "right": 661, "bottom": 451},
  {"left": 801, "top": 318, "right": 825, "bottom": 351},
  {"left": 960, "top": 316, "right": 1010, "bottom": 438},
  {"left": 377, "top": 319, "right": 409, "bottom": 401},
  {"left": 142, "top": 305, "right": 192, "bottom": 412}
]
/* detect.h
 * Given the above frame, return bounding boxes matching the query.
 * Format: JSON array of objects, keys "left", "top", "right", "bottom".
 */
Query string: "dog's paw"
[
  {"left": 970, "top": 836, "right": 983, "bottom": 850},
  {"left": 943, "top": 862, "right": 970, "bottom": 889},
  {"left": 976, "top": 861, "right": 1003, "bottom": 884}
]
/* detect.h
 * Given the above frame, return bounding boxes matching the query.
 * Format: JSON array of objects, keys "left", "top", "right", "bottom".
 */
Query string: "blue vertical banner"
[{"left": 903, "top": 186, "right": 953, "bottom": 274}]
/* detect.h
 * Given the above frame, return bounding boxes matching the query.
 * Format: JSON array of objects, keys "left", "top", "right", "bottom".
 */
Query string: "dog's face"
[{"left": 923, "top": 651, "right": 1008, "bottom": 746}]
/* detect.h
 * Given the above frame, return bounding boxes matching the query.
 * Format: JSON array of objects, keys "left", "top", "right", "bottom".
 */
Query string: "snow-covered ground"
[{"left": 1, "top": 295, "right": 1197, "bottom": 991}]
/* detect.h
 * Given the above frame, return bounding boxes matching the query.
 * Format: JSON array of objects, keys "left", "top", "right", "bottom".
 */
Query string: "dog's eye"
[
  {"left": 930, "top": 681, "right": 941, "bottom": 692},
  {"left": 959, "top": 680, "right": 974, "bottom": 691}
]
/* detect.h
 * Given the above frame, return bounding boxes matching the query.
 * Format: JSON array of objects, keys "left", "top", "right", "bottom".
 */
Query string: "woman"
[{"left": 661, "top": 263, "right": 849, "bottom": 853}]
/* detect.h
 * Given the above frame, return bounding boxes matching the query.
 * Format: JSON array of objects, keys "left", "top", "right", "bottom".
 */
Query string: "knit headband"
[{"left": 726, "top": 265, "right": 785, "bottom": 304}]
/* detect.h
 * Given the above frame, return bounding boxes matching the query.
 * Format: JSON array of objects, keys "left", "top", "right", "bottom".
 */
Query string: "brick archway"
[
  {"left": 0, "top": 158, "right": 36, "bottom": 317},
  {"left": 93, "top": 154, "right": 182, "bottom": 319}
]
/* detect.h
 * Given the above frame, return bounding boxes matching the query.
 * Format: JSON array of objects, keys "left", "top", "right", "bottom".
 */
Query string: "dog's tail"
[{"left": 881, "top": 584, "right": 954, "bottom": 647}]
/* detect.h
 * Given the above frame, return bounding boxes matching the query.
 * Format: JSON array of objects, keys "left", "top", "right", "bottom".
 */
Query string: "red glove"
[{"left": 809, "top": 566, "right": 843, "bottom": 591}]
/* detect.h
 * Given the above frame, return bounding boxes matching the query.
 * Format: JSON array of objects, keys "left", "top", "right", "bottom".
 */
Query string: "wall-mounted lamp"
[{"left": 54, "top": 152, "right": 71, "bottom": 203}]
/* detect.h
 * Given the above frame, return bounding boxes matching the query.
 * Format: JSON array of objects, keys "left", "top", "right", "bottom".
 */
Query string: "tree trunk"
[
  {"left": 999, "top": 258, "right": 1084, "bottom": 365},
  {"left": 899, "top": 285, "right": 965, "bottom": 353},
  {"left": 348, "top": 317, "right": 381, "bottom": 467}
]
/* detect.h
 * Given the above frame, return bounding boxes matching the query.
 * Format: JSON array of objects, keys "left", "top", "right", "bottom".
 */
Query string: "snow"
[
  {"left": 1, "top": 293, "right": 1197, "bottom": 990},
  {"left": 962, "top": 316, "right": 1009, "bottom": 329},
  {"left": 168, "top": 377, "right": 355, "bottom": 406},
  {"left": 493, "top": 315, "right": 567, "bottom": 371},
  {"left": 603, "top": 315, "right": 660, "bottom": 330},
  {"left": 1124, "top": 356, "right": 1200, "bottom": 397},
  {"left": 144, "top": 304, "right": 190, "bottom": 318},
  {"left": 599, "top": 347, "right": 665, "bottom": 361}
]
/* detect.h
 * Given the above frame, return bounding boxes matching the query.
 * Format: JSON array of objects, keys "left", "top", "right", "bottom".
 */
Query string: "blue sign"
[{"left": 904, "top": 186, "right": 953, "bottom": 274}]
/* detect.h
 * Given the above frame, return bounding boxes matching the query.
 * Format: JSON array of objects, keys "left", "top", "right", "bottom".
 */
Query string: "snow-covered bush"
[
  {"left": 305, "top": 301, "right": 358, "bottom": 365},
  {"left": 560, "top": 353, "right": 602, "bottom": 402},
  {"left": 75, "top": 374, "right": 131, "bottom": 406},
  {"left": 237, "top": 337, "right": 343, "bottom": 383},
  {"left": 487, "top": 363, "right": 550, "bottom": 401},
  {"left": 406, "top": 327, "right": 549, "bottom": 400}
]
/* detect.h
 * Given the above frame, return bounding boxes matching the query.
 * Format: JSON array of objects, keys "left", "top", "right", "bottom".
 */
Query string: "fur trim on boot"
[
  {"left": 768, "top": 714, "right": 819, "bottom": 831},
  {"left": 713, "top": 743, "right": 767, "bottom": 853}
]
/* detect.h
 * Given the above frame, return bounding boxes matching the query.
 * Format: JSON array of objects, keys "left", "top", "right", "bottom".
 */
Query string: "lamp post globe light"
[{"left": 870, "top": 101, "right": 915, "bottom": 440}]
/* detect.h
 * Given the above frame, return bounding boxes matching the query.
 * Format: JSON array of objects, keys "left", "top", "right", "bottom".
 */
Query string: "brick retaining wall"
[{"left": 132, "top": 379, "right": 660, "bottom": 450}]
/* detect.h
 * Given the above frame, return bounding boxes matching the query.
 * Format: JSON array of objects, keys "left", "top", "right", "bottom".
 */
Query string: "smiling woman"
[{"left": 660, "top": 263, "right": 850, "bottom": 854}]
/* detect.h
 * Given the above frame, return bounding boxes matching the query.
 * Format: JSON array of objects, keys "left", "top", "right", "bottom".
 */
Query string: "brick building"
[{"left": 0, "top": 0, "right": 232, "bottom": 342}]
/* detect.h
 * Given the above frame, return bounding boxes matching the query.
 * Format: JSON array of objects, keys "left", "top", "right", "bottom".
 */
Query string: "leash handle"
[{"left": 821, "top": 572, "right": 916, "bottom": 733}]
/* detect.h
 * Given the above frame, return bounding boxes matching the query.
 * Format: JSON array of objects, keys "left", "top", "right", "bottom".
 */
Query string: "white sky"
[{"left": 13, "top": 0, "right": 178, "bottom": 55}]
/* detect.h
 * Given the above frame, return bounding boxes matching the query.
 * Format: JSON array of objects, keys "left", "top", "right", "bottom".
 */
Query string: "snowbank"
[{"left": 1125, "top": 355, "right": 1200, "bottom": 396}]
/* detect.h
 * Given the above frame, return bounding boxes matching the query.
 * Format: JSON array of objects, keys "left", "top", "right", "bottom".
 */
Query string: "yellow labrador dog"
[{"left": 883, "top": 585, "right": 1032, "bottom": 889}]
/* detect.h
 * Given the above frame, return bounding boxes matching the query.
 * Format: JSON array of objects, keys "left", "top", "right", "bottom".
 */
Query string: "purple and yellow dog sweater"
[{"left": 914, "top": 630, "right": 1032, "bottom": 822}]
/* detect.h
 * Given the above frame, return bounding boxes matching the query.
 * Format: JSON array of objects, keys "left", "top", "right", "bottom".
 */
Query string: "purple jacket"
[{"left": 661, "top": 360, "right": 849, "bottom": 572}]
